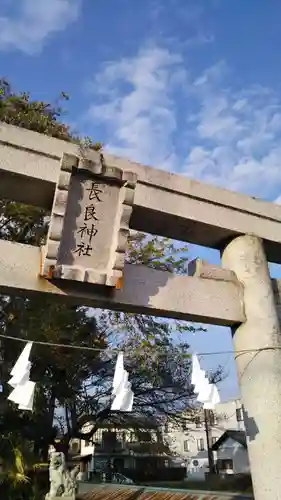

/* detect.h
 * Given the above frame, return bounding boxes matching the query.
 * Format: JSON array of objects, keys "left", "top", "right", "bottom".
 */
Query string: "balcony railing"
[
  {"left": 95, "top": 441, "right": 127, "bottom": 452},
  {"left": 94, "top": 440, "right": 169, "bottom": 456}
]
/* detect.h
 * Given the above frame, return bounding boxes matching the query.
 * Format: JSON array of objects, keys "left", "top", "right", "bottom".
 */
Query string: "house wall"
[
  {"left": 216, "top": 437, "right": 250, "bottom": 474},
  {"left": 80, "top": 440, "right": 95, "bottom": 457}
]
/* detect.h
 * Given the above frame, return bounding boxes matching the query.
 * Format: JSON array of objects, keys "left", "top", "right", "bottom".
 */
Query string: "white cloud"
[
  {"left": 0, "top": 0, "right": 81, "bottom": 53},
  {"left": 87, "top": 46, "right": 186, "bottom": 169},
  {"left": 184, "top": 62, "right": 281, "bottom": 197},
  {"left": 86, "top": 46, "right": 281, "bottom": 201}
]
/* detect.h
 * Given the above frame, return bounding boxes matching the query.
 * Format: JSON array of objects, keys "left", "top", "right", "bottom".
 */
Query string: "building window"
[
  {"left": 217, "top": 459, "right": 233, "bottom": 472},
  {"left": 183, "top": 440, "right": 190, "bottom": 452},
  {"left": 197, "top": 438, "right": 205, "bottom": 451},
  {"left": 236, "top": 408, "right": 244, "bottom": 422},
  {"left": 195, "top": 417, "right": 202, "bottom": 428},
  {"left": 130, "top": 431, "right": 135, "bottom": 442},
  {"left": 208, "top": 412, "right": 216, "bottom": 426},
  {"left": 85, "top": 437, "right": 94, "bottom": 447},
  {"left": 95, "top": 429, "right": 103, "bottom": 443},
  {"left": 182, "top": 421, "right": 188, "bottom": 431},
  {"left": 71, "top": 441, "right": 79, "bottom": 454}
]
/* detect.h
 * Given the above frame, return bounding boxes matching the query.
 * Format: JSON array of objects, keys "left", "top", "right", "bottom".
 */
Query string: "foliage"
[
  {"left": 0, "top": 78, "right": 99, "bottom": 150},
  {"left": 0, "top": 438, "right": 29, "bottom": 484},
  {"left": 0, "top": 434, "right": 40, "bottom": 500}
]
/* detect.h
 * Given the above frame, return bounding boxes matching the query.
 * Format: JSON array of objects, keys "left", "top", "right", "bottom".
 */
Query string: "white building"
[
  {"left": 212, "top": 429, "right": 250, "bottom": 475},
  {"left": 76, "top": 415, "right": 172, "bottom": 481},
  {"left": 164, "top": 399, "right": 245, "bottom": 479}
]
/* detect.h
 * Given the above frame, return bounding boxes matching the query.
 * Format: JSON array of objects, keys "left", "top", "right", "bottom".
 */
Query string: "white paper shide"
[
  {"left": 8, "top": 342, "right": 36, "bottom": 411},
  {"left": 111, "top": 352, "right": 134, "bottom": 412},
  {"left": 191, "top": 354, "right": 220, "bottom": 409}
]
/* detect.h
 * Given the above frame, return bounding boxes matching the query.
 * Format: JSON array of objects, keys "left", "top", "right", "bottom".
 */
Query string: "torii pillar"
[{"left": 222, "top": 235, "right": 281, "bottom": 500}]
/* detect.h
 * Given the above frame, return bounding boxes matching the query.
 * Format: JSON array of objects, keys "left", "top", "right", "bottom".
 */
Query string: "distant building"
[
  {"left": 163, "top": 399, "right": 246, "bottom": 479},
  {"left": 212, "top": 429, "right": 249, "bottom": 475},
  {"left": 73, "top": 399, "right": 247, "bottom": 482},
  {"left": 76, "top": 414, "right": 186, "bottom": 482}
]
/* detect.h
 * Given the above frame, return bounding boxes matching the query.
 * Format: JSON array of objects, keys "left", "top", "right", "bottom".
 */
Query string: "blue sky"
[{"left": 1, "top": 0, "right": 281, "bottom": 400}]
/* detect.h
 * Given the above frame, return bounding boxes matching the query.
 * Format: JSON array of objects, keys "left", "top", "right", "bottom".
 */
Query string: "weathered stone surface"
[
  {"left": 0, "top": 239, "right": 245, "bottom": 326},
  {"left": 222, "top": 235, "right": 281, "bottom": 500},
  {"left": 2, "top": 121, "right": 281, "bottom": 263},
  {"left": 188, "top": 259, "right": 238, "bottom": 282},
  {"left": 41, "top": 154, "right": 137, "bottom": 287},
  {"left": 45, "top": 451, "right": 78, "bottom": 499},
  {"left": 59, "top": 173, "right": 120, "bottom": 270}
]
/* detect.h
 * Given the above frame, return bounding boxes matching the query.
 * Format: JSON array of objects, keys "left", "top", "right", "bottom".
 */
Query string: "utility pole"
[{"left": 204, "top": 409, "right": 216, "bottom": 474}]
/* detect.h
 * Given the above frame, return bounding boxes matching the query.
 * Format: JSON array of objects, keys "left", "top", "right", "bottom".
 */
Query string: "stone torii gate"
[{"left": 1, "top": 121, "right": 281, "bottom": 499}]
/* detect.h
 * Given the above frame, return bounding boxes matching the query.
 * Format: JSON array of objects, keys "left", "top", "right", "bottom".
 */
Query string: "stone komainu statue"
[{"left": 45, "top": 451, "right": 79, "bottom": 499}]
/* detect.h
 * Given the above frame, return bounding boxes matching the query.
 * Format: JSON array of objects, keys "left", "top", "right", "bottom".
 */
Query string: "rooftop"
[{"left": 212, "top": 430, "right": 247, "bottom": 451}]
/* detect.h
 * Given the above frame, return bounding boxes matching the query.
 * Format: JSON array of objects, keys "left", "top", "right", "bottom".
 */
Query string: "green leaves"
[
  {"left": 0, "top": 438, "right": 31, "bottom": 487},
  {"left": 0, "top": 200, "right": 47, "bottom": 245},
  {"left": 127, "top": 233, "right": 189, "bottom": 274},
  {"left": 0, "top": 78, "right": 101, "bottom": 148}
]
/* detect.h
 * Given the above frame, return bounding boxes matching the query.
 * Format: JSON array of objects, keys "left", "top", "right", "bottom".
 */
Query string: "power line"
[{"left": 0, "top": 332, "right": 279, "bottom": 358}]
